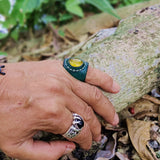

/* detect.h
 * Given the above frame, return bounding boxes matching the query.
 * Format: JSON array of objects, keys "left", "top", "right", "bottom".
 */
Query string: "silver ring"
[{"left": 63, "top": 113, "right": 84, "bottom": 139}]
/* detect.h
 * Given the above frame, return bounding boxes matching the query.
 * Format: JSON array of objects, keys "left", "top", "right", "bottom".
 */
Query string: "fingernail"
[
  {"left": 112, "top": 113, "right": 119, "bottom": 125},
  {"left": 95, "top": 135, "right": 101, "bottom": 142},
  {"left": 65, "top": 144, "right": 75, "bottom": 154},
  {"left": 112, "top": 81, "right": 120, "bottom": 92}
]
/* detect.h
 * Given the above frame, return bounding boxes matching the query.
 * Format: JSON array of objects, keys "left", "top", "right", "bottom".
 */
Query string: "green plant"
[
  {"left": 65, "top": 0, "right": 120, "bottom": 18},
  {"left": 0, "top": 0, "right": 121, "bottom": 41},
  {"left": 0, "top": 51, "right": 7, "bottom": 56},
  {"left": 110, "top": 0, "right": 149, "bottom": 7},
  {"left": 0, "top": 0, "right": 51, "bottom": 39}
]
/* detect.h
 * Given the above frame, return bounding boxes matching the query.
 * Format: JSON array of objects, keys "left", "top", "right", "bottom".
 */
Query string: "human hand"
[{"left": 0, "top": 60, "right": 120, "bottom": 160}]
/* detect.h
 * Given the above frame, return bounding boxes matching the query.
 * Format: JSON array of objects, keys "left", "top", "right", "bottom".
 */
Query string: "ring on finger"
[
  {"left": 63, "top": 113, "right": 84, "bottom": 139},
  {"left": 63, "top": 58, "right": 89, "bottom": 82}
]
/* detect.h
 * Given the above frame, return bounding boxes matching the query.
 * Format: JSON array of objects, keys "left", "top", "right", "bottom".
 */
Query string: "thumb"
[{"left": 13, "top": 139, "right": 76, "bottom": 160}]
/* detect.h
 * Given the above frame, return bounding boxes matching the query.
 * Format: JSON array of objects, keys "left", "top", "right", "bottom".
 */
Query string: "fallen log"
[{"left": 62, "top": 3, "right": 160, "bottom": 112}]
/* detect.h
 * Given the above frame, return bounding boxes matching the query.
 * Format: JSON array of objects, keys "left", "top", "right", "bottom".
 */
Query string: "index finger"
[{"left": 86, "top": 66, "right": 120, "bottom": 93}]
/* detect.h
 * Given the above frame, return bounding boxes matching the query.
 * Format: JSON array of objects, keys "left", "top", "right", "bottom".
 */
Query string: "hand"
[{"left": 0, "top": 60, "right": 120, "bottom": 160}]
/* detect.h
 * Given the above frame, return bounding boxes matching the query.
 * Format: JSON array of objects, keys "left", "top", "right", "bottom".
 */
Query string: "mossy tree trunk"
[{"left": 68, "top": 4, "right": 160, "bottom": 112}]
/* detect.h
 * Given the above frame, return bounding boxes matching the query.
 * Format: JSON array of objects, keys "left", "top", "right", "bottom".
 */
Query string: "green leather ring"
[{"left": 63, "top": 58, "right": 89, "bottom": 82}]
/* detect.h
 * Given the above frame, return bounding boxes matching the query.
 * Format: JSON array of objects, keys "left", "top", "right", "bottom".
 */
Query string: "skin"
[{"left": 0, "top": 60, "right": 120, "bottom": 160}]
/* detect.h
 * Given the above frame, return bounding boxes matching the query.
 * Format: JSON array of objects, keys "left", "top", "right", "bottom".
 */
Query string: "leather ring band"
[{"left": 63, "top": 58, "right": 89, "bottom": 82}]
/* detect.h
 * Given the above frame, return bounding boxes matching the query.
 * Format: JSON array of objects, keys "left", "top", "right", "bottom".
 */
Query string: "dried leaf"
[
  {"left": 150, "top": 123, "right": 160, "bottom": 144},
  {"left": 95, "top": 158, "right": 109, "bottom": 160},
  {"left": 147, "top": 142, "right": 159, "bottom": 160},
  {"left": 134, "top": 112, "right": 159, "bottom": 120},
  {"left": 94, "top": 133, "right": 117, "bottom": 159},
  {"left": 116, "top": 152, "right": 129, "bottom": 160},
  {"left": 126, "top": 118, "right": 154, "bottom": 160},
  {"left": 118, "top": 130, "right": 130, "bottom": 145},
  {"left": 143, "top": 94, "right": 160, "bottom": 105},
  {"left": 119, "top": 99, "right": 159, "bottom": 121}
]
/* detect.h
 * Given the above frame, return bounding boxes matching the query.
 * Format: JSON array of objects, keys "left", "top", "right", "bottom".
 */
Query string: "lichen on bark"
[{"left": 75, "top": 4, "right": 160, "bottom": 112}]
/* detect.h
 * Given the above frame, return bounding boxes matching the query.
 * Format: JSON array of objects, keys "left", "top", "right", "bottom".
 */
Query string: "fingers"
[
  {"left": 86, "top": 66, "right": 120, "bottom": 93},
  {"left": 33, "top": 99, "right": 73, "bottom": 134},
  {"left": 65, "top": 91, "right": 101, "bottom": 142},
  {"left": 34, "top": 98, "right": 93, "bottom": 150},
  {"left": 9, "top": 139, "right": 76, "bottom": 160},
  {"left": 72, "top": 82, "right": 119, "bottom": 125},
  {"left": 63, "top": 122, "right": 93, "bottom": 150}
]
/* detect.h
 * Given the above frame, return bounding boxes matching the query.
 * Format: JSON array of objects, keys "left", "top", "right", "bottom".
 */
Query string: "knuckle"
[
  {"left": 92, "top": 87, "right": 102, "bottom": 103},
  {"left": 43, "top": 105, "right": 63, "bottom": 120},
  {"left": 51, "top": 106, "right": 62, "bottom": 118},
  {"left": 49, "top": 80, "right": 63, "bottom": 93},
  {"left": 84, "top": 106, "right": 94, "bottom": 122},
  {"left": 74, "top": 83, "right": 83, "bottom": 93}
]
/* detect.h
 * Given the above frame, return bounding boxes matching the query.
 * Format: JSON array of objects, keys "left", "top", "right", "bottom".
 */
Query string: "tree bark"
[{"left": 61, "top": 4, "right": 160, "bottom": 112}]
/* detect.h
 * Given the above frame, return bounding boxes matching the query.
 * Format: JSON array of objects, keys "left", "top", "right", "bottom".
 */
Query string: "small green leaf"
[
  {"left": 110, "top": 0, "right": 119, "bottom": 5},
  {"left": 85, "top": 0, "right": 120, "bottom": 19},
  {"left": 22, "top": 0, "right": 41, "bottom": 13},
  {"left": 3, "top": 0, "right": 25, "bottom": 28},
  {"left": 78, "top": 0, "right": 85, "bottom": 4},
  {"left": 58, "top": 30, "right": 65, "bottom": 37},
  {"left": 0, "top": 24, "right": 8, "bottom": 39},
  {"left": 66, "top": 0, "right": 79, "bottom": 6},
  {"left": 0, "top": 51, "right": 7, "bottom": 56},
  {"left": 11, "top": 28, "right": 19, "bottom": 41},
  {"left": 65, "top": 0, "right": 84, "bottom": 17},
  {"left": 0, "top": 33, "right": 7, "bottom": 39},
  {"left": 0, "top": 0, "right": 10, "bottom": 15},
  {"left": 41, "top": 14, "right": 57, "bottom": 24},
  {"left": 59, "top": 14, "right": 73, "bottom": 22}
]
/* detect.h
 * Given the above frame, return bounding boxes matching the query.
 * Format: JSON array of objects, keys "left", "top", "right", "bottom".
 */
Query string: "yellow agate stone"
[{"left": 69, "top": 58, "right": 83, "bottom": 67}]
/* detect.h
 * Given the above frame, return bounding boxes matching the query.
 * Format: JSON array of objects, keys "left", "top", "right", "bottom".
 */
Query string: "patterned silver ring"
[{"left": 63, "top": 113, "right": 84, "bottom": 139}]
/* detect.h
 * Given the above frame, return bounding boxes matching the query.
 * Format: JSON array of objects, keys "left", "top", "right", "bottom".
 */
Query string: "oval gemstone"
[
  {"left": 69, "top": 58, "right": 83, "bottom": 67},
  {"left": 77, "top": 119, "right": 84, "bottom": 128}
]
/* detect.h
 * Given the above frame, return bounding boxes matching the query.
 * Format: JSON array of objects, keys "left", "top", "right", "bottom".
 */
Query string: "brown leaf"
[
  {"left": 95, "top": 133, "right": 117, "bottom": 159},
  {"left": 119, "top": 99, "right": 159, "bottom": 121},
  {"left": 118, "top": 130, "right": 130, "bottom": 145},
  {"left": 134, "top": 112, "right": 159, "bottom": 120},
  {"left": 116, "top": 152, "right": 129, "bottom": 160},
  {"left": 126, "top": 118, "right": 154, "bottom": 160},
  {"left": 143, "top": 94, "right": 160, "bottom": 105},
  {"left": 95, "top": 158, "right": 109, "bottom": 160}
]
